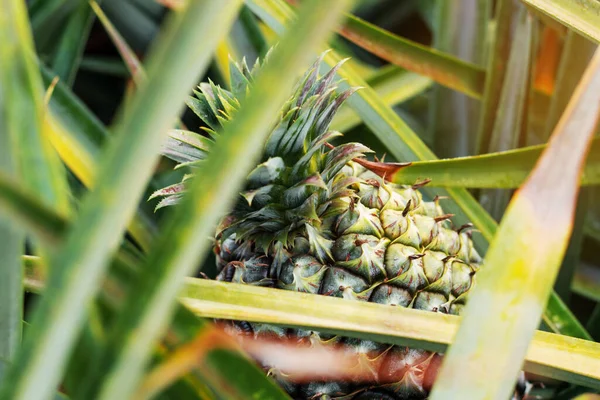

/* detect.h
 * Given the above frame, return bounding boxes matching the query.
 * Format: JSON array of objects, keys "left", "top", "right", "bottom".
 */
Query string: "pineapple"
[{"left": 152, "top": 54, "right": 482, "bottom": 399}]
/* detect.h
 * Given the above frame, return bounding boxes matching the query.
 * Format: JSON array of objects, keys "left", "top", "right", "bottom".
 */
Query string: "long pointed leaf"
[
  {"left": 51, "top": 0, "right": 97, "bottom": 86},
  {"left": 430, "top": 48, "right": 600, "bottom": 400},
  {"left": 386, "top": 136, "right": 600, "bottom": 188},
  {"left": 179, "top": 279, "right": 600, "bottom": 390},
  {"left": 0, "top": 1, "right": 244, "bottom": 399},
  {"left": 338, "top": 13, "right": 486, "bottom": 98}
]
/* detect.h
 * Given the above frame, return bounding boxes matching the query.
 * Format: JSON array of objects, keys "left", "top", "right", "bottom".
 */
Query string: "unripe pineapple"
[{"left": 153, "top": 54, "right": 482, "bottom": 399}]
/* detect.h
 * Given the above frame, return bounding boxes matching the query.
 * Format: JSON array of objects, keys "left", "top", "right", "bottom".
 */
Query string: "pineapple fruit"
[{"left": 153, "top": 54, "right": 482, "bottom": 399}]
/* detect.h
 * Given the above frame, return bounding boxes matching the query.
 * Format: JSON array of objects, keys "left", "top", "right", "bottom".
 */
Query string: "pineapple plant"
[
  {"left": 2, "top": 0, "right": 600, "bottom": 399},
  {"left": 152, "top": 54, "right": 483, "bottom": 399}
]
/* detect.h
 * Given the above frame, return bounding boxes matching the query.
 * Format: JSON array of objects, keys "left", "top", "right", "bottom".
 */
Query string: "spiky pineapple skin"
[
  {"left": 154, "top": 54, "right": 482, "bottom": 399},
  {"left": 214, "top": 161, "right": 481, "bottom": 399}
]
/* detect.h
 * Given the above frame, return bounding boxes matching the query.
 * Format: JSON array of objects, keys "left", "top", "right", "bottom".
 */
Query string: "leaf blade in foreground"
[{"left": 0, "top": 1, "right": 243, "bottom": 399}]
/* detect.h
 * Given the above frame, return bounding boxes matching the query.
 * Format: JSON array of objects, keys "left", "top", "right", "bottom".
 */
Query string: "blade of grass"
[
  {"left": 51, "top": 0, "right": 98, "bottom": 87},
  {"left": 480, "top": 6, "right": 534, "bottom": 220},
  {"left": 179, "top": 279, "right": 600, "bottom": 390},
  {"left": 247, "top": 0, "right": 592, "bottom": 339},
  {"left": 430, "top": 48, "right": 600, "bottom": 400},
  {"left": 0, "top": 1, "right": 244, "bottom": 399},
  {"left": 521, "top": 0, "right": 600, "bottom": 44},
  {"left": 384, "top": 136, "right": 600, "bottom": 188},
  {"left": 0, "top": 171, "right": 287, "bottom": 400},
  {"left": 78, "top": 56, "right": 129, "bottom": 77},
  {"left": 475, "top": 0, "right": 516, "bottom": 154},
  {"left": 94, "top": 1, "right": 353, "bottom": 398},
  {"left": 338, "top": 13, "right": 486, "bottom": 98}
]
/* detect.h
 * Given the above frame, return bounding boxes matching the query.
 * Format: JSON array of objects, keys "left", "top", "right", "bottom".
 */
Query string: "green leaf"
[
  {"left": 0, "top": 0, "right": 70, "bottom": 216},
  {"left": 247, "top": 0, "right": 591, "bottom": 340},
  {"left": 0, "top": 1, "right": 244, "bottom": 399},
  {"left": 521, "top": 0, "right": 600, "bottom": 44},
  {"left": 177, "top": 279, "right": 600, "bottom": 391},
  {"left": 0, "top": 173, "right": 66, "bottom": 246},
  {"left": 51, "top": 0, "right": 97, "bottom": 87},
  {"left": 40, "top": 62, "right": 157, "bottom": 252},
  {"left": 386, "top": 136, "right": 600, "bottom": 189},
  {"left": 430, "top": 49, "right": 600, "bottom": 400},
  {"left": 338, "top": 13, "right": 486, "bottom": 98},
  {"left": 0, "top": 21, "right": 25, "bottom": 362},
  {"left": 94, "top": 1, "right": 353, "bottom": 398}
]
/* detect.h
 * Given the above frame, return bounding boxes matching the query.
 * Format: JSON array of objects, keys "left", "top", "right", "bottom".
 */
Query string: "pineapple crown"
[{"left": 151, "top": 51, "right": 377, "bottom": 251}]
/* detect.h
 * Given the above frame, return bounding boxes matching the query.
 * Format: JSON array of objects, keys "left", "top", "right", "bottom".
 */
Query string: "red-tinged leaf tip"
[{"left": 352, "top": 158, "right": 412, "bottom": 181}]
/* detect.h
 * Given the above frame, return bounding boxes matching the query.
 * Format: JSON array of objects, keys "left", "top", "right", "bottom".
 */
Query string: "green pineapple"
[{"left": 152, "top": 54, "right": 482, "bottom": 399}]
